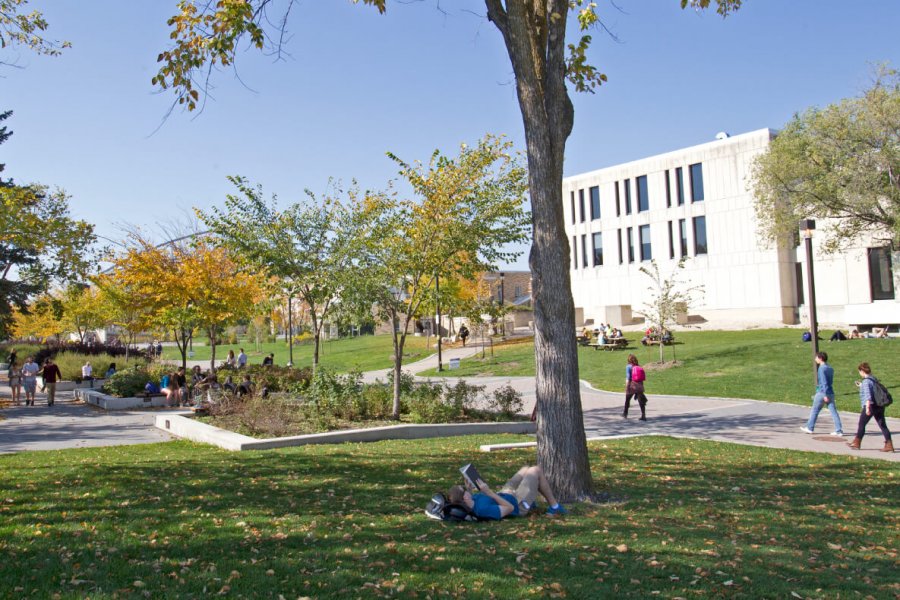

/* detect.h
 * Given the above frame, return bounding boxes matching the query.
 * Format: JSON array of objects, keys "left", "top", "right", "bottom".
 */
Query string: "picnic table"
[{"left": 589, "top": 337, "right": 629, "bottom": 351}]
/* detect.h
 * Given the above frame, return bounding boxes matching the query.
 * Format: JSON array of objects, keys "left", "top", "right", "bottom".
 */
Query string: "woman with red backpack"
[{"left": 623, "top": 354, "right": 648, "bottom": 421}]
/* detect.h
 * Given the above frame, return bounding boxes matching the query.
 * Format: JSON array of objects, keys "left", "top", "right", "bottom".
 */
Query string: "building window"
[
  {"left": 617, "top": 229, "right": 623, "bottom": 264},
  {"left": 679, "top": 219, "right": 688, "bottom": 257},
  {"left": 592, "top": 232, "right": 603, "bottom": 266},
  {"left": 639, "top": 224, "right": 652, "bottom": 261},
  {"left": 570, "top": 191, "right": 575, "bottom": 225},
  {"left": 579, "top": 189, "right": 586, "bottom": 222},
  {"left": 665, "top": 170, "right": 672, "bottom": 208},
  {"left": 624, "top": 179, "right": 632, "bottom": 215},
  {"left": 675, "top": 167, "right": 685, "bottom": 206},
  {"left": 589, "top": 186, "right": 601, "bottom": 220},
  {"left": 869, "top": 247, "right": 895, "bottom": 300},
  {"left": 693, "top": 216, "right": 708, "bottom": 255},
  {"left": 581, "top": 234, "right": 588, "bottom": 269},
  {"left": 668, "top": 221, "right": 675, "bottom": 259},
  {"left": 572, "top": 235, "right": 577, "bottom": 269},
  {"left": 689, "top": 162, "right": 704, "bottom": 202},
  {"left": 636, "top": 175, "right": 649, "bottom": 212},
  {"left": 615, "top": 181, "right": 621, "bottom": 217},
  {"left": 627, "top": 227, "right": 634, "bottom": 263}
]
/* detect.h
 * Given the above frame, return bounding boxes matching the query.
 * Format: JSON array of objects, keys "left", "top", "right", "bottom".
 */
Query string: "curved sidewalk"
[
  {"left": 389, "top": 348, "right": 899, "bottom": 462},
  {"left": 2, "top": 347, "right": 897, "bottom": 460}
]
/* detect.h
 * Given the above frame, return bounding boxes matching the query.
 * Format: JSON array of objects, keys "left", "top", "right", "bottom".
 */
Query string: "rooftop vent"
[{"left": 715, "top": 131, "right": 730, "bottom": 140}]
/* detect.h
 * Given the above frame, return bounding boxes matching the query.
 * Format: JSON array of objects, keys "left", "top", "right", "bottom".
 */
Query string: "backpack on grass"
[
  {"left": 631, "top": 365, "right": 646, "bottom": 383},
  {"left": 872, "top": 379, "right": 893, "bottom": 408},
  {"left": 425, "top": 492, "right": 477, "bottom": 522}
]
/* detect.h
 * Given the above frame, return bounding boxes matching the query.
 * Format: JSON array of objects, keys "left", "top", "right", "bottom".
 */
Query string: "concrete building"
[{"left": 563, "top": 128, "right": 899, "bottom": 330}]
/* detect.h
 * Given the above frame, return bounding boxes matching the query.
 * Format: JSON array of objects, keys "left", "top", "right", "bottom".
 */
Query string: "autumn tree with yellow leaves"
[{"left": 106, "top": 236, "right": 264, "bottom": 371}]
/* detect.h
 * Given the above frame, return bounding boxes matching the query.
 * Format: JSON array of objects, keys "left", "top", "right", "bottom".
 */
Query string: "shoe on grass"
[
  {"left": 800, "top": 427, "right": 813, "bottom": 434},
  {"left": 546, "top": 504, "right": 568, "bottom": 516}
]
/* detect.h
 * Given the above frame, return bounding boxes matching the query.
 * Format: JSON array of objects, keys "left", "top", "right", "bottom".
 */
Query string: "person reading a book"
[{"left": 448, "top": 465, "right": 567, "bottom": 519}]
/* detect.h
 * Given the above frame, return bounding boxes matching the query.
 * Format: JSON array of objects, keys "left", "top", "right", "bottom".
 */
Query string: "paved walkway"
[{"left": 2, "top": 345, "right": 897, "bottom": 461}]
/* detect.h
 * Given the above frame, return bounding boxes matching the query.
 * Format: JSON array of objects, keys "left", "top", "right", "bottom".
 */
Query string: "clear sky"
[{"left": 3, "top": 1, "right": 898, "bottom": 269}]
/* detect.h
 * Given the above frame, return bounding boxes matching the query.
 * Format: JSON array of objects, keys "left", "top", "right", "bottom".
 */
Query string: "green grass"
[
  {"left": 418, "top": 329, "right": 900, "bottom": 413},
  {"left": 162, "top": 334, "right": 434, "bottom": 372},
  {"left": 0, "top": 437, "right": 896, "bottom": 599}
]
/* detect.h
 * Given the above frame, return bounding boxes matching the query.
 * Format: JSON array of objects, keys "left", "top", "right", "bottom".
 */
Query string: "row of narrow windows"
[
  {"left": 569, "top": 163, "right": 704, "bottom": 224},
  {"left": 572, "top": 217, "right": 708, "bottom": 269}
]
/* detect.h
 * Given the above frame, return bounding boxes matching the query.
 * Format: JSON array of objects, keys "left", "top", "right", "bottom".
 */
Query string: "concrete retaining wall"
[
  {"left": 77, "top": 388, "right": 169, "bottom": 410},
  {"left": 154, "top": 413, "right": 536, "bottom": 451}
]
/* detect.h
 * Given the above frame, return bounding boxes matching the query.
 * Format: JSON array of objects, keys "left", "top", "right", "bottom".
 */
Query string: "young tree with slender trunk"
[{"left": 198, "top": 177, "right": 362, "bottom": 370}]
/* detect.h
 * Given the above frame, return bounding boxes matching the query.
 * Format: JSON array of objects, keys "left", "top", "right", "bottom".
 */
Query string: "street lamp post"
[
  {"left": 287, "top": 292, "right": 294, "bottom": 368},
  {"left": 800, "top": 219, "right": 818, "bottom": 384},
  {"left": 436, "top": 272, "right": 442, "bottom": 372},
  {"left": 499, "top": 272, "right": 505, "bottom": 338}
]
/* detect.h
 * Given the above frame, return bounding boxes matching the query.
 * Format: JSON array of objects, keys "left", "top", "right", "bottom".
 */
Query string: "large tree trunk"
[{"left": 486, "top": 0, "right": 593, "bottom": 501}]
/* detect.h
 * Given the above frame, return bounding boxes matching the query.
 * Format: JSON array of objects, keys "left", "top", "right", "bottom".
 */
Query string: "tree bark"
[{"left": 486, "top": 0, "right": 593, "bottom": 501}]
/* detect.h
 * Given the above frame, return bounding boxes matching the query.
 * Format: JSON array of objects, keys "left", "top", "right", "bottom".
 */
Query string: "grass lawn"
[
  {"left": 161, "top": 334, "right": 434, "bottom": 373},
  {"left": 1, "top": 437, "right": 897, "bottom": 599},
  {"left": 419, "top": 329, "right": 900, "bottom": 413}
]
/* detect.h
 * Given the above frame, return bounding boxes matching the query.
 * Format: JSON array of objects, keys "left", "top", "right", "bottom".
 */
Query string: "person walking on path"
[
  {"left": 801, "top": 351, "right": 843, "bottom": 436},
  {"left": 21, "top": 356, "right": 39, "bottom": 406},
  {"left": 848, "top": 363, "right": 894, "bottom": 452},
  {"left": 623, "top": 354, "right": 648, "bottom": 421},
  {"left": 459, "top": 325, "right": 470, "bottom": 347},
  {"left": 7, "top": 360, "right": 23, "bottom": 405},
  {"left": 39, "top": 358, "right": 62, "bottom": 407}
]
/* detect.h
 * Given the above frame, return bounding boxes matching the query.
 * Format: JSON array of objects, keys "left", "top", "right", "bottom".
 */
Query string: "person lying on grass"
[{"left": 447, "top": 465, "right": 567, "bottom": 520}]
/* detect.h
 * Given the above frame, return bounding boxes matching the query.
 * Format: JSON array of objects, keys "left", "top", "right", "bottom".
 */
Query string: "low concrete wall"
[
  {"left": 77, "top": 388, "right": 169, "bottom": 410},
  {"left": 46, "top": 379, "right": 107, "bottom": 392},
  {"left": 155, "top": 414, "right": 536, "bottom": 452}
]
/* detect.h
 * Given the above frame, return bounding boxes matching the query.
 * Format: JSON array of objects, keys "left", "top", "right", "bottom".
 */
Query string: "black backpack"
[
  {"left": 872, "top": 378, "right": 893, "bottom": 408},
  {"left": 425, "top": 492, "right": 477, "bottom": 522}
]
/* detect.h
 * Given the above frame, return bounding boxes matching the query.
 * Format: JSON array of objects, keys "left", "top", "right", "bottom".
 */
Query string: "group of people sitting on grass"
[
  {"left": 153, "top": 365, "right": 258, "bottom": 408},
  {"left": 640, "top": 326, "right": 673, "bottom": 346},
  {"left": 828, "top": 326, "right": 891, "bottom": 341}
]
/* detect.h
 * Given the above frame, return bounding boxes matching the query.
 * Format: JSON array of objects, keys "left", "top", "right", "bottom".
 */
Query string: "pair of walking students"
[{"left": 801, "top": 352, "right": 893, "bottom": 452}]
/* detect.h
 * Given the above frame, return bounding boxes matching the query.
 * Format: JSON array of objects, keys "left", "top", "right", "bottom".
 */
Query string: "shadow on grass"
[{"left": 0, "top": 437, "right": 896, "bottom": 599}]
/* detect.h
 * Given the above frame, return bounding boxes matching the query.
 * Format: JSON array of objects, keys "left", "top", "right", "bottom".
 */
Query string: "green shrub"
[
  {"left": 490, "top": 384, "right": 524, "bottom": 418},
  {"left": 307, "top": 369, "right": 363, "bottom": 420},
  {"left": 359, "top": 384, "right": 393, "bottom": 420},
  {"left": 406, "top": 381, "right": 458, "bottom": 423},
  {"left": 53, "top": 352, "right": 146, "bottom": 381},
  {"left": 444, "top": 380, "right": 485, "bottom": 416}
]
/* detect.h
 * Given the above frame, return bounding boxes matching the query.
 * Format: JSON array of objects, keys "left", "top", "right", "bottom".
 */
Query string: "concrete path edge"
[{"left": 155, "top": 413, "right": 536, "bottom": 451}]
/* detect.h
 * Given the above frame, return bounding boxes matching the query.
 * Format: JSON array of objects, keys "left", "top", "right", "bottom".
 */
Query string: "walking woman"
[
  {"left": 7, "top": 360, "right": 23, "bottom": 405},
  {"left": 848, "top": 363, "right": 894, "bottom": 452},
  {"left": 623, "top": 354, "right": 648, "bottom": 421}
]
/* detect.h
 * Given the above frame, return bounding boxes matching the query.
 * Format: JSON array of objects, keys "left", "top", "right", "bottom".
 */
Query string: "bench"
[{"left": 589, "top": 343, "right": 628, "bottom": 351}]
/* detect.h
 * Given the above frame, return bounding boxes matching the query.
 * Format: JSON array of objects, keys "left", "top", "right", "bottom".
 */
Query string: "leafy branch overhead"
[
  {"left": 153, "top": 0, "right": 741, "bottom": 110},
  {"left": 0, "top": 0, "right": 71, "bottom": 65}
]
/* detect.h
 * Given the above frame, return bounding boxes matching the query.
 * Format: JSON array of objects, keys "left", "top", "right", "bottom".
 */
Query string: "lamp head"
[{"left": 799, "top": 218, "right": 816, "bottom": 239}]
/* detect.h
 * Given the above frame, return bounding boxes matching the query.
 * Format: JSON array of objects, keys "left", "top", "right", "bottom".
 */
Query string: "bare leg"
[{"left": 528, "top": 466, "right": 559, "bottom": 506}]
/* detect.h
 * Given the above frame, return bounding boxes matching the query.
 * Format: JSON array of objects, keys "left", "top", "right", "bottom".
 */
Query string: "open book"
[{"left": 460, "top": 463, "right": 483, "bottom": 491}]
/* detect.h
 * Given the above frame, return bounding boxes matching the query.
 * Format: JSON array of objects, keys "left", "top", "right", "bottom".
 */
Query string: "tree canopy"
[
  {"left": 0, "top": 0, "right": 70, "bottom": 66},
  {"left": 0, "top": 113, "right": 97, "bottom": 338},
  {"left": 752, "top": 67, "right": 900, "bottom": 253}
]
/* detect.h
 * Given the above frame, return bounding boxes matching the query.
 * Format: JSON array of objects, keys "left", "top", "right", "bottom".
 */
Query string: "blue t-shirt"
[
  {"left": 472, "top": 492, "right": 520, "bottom": 520},
  {"left": 817, "top": 363, "right": 835, "bottom": 396}
]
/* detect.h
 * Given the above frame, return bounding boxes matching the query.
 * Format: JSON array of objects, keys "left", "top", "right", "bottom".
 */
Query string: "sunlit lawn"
[
  {"left": 0, "top": 436, "right": 896, "bottom": 599},
  {"left": 418, "top": 329, "right": 900, "bottom": 413},
  {"left": 161, "top": 334, "right": 434, "bottom": 372}
]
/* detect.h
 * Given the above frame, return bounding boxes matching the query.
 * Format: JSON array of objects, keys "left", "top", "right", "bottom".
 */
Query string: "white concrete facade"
[{"left": 563, "top": 128, "right": 899, "bottom": 329}]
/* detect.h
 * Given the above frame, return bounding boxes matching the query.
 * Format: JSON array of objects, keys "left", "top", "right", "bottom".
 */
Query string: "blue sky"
[{"left": 3, "top": 1, "right": 898, "bottom": 269}]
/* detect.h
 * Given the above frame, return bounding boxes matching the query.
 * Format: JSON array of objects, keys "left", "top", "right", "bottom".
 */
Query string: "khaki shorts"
[{"left": 500, "top": 470, "right": 539, "bottom": 509}]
